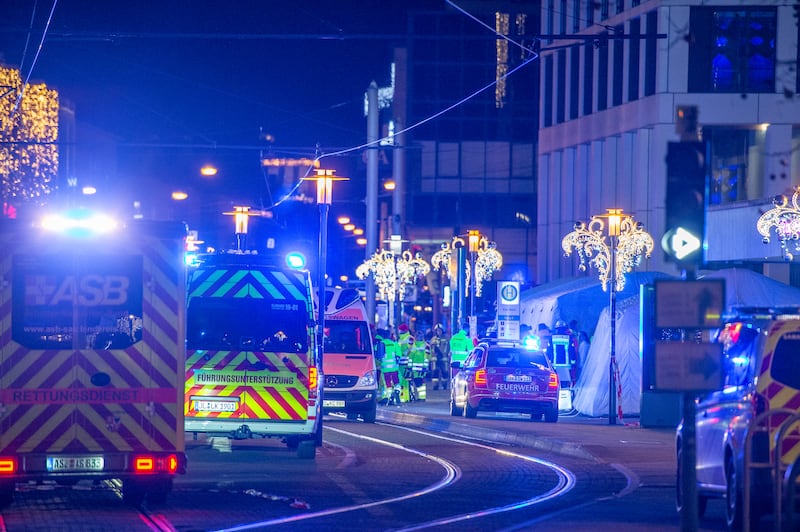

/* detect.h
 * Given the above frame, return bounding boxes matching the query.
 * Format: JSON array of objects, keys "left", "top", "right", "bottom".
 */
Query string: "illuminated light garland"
[
  {"left": 0, "top": 66, "right": 59, "bottom": 206},
  {"left": 431, "top": 234, "right": 503, "bottom": 297},
  {"left": 561, "top": 209, "right": 654, "bottom": 292},
  {"left": 756, "top": 186, "right": 800, "bottom": 260},
  {"left": 356, "top": 244, "right": 430, "bottom": 303}
]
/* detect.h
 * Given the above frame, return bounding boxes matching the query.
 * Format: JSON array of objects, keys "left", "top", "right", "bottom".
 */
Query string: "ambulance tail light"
[
  {"left": 308, "top": 366, "right": 318, "bottom": 398},
  {"left": 548, "top": 371, "right": 559, "bottom": 391},
  {"left": 133, "top": 454, "right": 180, "bottom": 475},
  {"left": 474, "top": 369, "right": 487, "bottom": 386},
  {"left": 0, "top": 457, "right": 17, "bottom": 475}
]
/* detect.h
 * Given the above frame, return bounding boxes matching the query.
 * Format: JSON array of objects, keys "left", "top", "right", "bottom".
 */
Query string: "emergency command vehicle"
[
  {"left": 184, "top": 252, "right": 322, "bottom": 458},
  {"left": 0, "top": 210, "right": 188, "bottom": 507},
  {"left": 319, "top": 288, "right": 378, "bottom": 422}
]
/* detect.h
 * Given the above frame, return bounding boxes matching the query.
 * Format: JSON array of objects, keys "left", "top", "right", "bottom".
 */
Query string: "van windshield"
[
  {"left": 772, "top": 334, "right": 800, "bottom": 390},
  {"left": 187, "top": 298, "right": 308, "bottom": 352},
  {"left": 324, "top": 320, "right": 372, "bottom": 354}
]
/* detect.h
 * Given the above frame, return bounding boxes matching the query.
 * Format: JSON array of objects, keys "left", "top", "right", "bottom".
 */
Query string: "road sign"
[
  {"left": 655, "top": 279, "right": 724, "bottom": 328},
  {"left": 654, "top": 342, "right": 723, "bottom": 392},
  {"left": 497, "top": 281, "right": 520, "bottom": 340}
]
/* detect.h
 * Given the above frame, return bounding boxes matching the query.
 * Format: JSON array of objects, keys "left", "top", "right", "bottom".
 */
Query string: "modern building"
[
  {"left": 537, "top": 0, "right": 800, "bottom": 284},
  {"left": 386, "top": 2, "right": 540, "bottom": 328}
]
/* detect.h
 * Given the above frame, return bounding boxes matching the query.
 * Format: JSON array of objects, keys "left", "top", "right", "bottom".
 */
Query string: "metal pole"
[
  {"left": 317, "top": 203, "right": 329, "bottom": 367},
  {"left": 365, "top": 81, "right": 379, "bottom": 326},
  {"left": 609, "top": 235, "right": 617, "bottom": 425}
]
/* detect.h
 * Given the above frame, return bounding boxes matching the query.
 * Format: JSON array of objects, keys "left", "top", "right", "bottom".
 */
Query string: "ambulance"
[
  {"left": 320, "top": 288, "right": 378, "bottom": 422},
  {"left": 184, "top": 252, "right": 322, "bottom": 458},
  {"left": 0, "top": 210, "right": 188, "bottom": 507}
]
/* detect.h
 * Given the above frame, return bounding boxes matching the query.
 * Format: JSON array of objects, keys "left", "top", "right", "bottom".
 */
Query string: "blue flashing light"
[
  {"left": 184, "top": 252, "right": 201, "bottom": 267},
  {"left": 40, "top": 208, "right": 118, "bottom": 237},
  {"left": 521, "top": 334, "right": 541, "bottom": 351},
  {"left": 285, "top": 252, "right": 306, "bottom": 269}
]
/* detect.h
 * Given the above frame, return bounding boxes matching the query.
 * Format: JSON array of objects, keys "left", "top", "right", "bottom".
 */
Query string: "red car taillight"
[
  {"left": 0, "top": 458, "right": 16, "bottom": 475},
  {"left": 548, "top": 371, "right": 559, "bottom": 390},
  {"left": 474, "top": 369, "right": 487, "bottom": 386},
  {"left": 308, "top": 366, "right": 318, "bottom": 398},
  {"left": 133, "top": 454, "right": 180, "bottom": 475}
]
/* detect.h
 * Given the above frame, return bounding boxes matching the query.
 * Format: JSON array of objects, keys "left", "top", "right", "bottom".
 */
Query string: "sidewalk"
[{"left": 376, "top": 385, "right": 675, "bottom": 463}]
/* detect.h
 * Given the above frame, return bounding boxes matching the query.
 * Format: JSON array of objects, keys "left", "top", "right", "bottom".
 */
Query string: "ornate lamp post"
[
  {"left": 561, "top": 208, "right": 654, "bottom": 425},
  {"left": 756, "top": 186, "right": 800, "bottom": 260},
  {"left": 431, "top": 231, "right": 502, "bottom": 333},
  {"left": 356, "top": 235, "right": 430, "bottom": 327}
]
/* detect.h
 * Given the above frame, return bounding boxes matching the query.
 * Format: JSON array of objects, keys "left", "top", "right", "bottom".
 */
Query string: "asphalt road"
[{"left": 0, "top": 387, "right": 737, "bottom": 531}]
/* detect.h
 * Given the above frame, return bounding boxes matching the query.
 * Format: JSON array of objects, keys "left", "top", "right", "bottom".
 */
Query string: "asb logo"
[{"left": 662, "top": 227, "right": 702, "bottom": 262}]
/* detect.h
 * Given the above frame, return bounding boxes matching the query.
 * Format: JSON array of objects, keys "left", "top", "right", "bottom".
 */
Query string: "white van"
[{"left": 320, "top": 288, "right": 378, "bottom": 422}]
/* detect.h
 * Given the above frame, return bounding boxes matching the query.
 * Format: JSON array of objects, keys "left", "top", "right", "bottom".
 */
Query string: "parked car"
[
  {"left": 675, "top": 307, "right": 800, "bottom": 529},
  {"left": 449, "top": 339, "right": 559, "bottom": 422}
]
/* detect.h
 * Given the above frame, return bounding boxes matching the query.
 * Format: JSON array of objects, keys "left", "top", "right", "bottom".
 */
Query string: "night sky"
[{"left": 1, "top": 1, "right": 457, "bottom": 277}]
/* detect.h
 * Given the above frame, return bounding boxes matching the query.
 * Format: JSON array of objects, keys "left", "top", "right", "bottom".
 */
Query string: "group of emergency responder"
[{"left": 373, "top": 323, "right": 474, "bottom": 405}]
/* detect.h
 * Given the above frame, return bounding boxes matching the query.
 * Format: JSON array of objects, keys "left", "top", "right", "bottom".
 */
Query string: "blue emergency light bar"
[{"left": 39, "top": 208, "right": 118, "bottom": 237}]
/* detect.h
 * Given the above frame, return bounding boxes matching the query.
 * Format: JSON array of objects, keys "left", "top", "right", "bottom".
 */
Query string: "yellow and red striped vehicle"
[
  {"left": 0, "top": 211, "right": 187, "bottom": 507},
  {"left": 184, "top": 253, "right": 322, "bottom": 458}
]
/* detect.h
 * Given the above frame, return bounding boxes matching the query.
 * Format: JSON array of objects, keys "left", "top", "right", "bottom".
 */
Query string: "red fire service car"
[{"left": 449, "top": 339, "right": 559, "bottom": 422}]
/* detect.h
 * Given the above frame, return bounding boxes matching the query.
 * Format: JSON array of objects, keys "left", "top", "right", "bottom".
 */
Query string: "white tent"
[
  {"left": 572, "top": 267, "right": 800, "bottom": 418},
  {"left": 698, "top": 267, "right": 800, "bottom": 308},
  {"left": 572, "top": 294, "right": 642, "bottom": 417},
  {"left": 519, "top": 272, "right": 668, "bottom": 335}
]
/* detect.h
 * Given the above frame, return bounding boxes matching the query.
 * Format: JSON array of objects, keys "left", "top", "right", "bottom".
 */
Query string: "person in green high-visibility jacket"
[
  {"left": 375, "top": 329, "right": 401, "bottom": 405},
  {"left": 409, "top": 329, "right": 428, "bottom": 401},
  {"left": 396, "top": 324, "right": 415, "bottom": 402},
  {"left": 449, "top": 327, "right": 472, "bottom": 379}
]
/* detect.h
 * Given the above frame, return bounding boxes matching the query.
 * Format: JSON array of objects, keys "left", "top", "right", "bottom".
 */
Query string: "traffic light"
[{"left": 663, "top": 141, "right": 707, "bottom": 265}]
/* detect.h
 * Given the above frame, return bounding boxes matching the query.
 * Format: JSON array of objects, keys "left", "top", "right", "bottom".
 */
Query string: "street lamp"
[
  {"left": 304, "top": 168, "right": 347, "bottom": 366},
  {"left": 561, "top": 208, "right": 654, "bottom": 425},
  {"left": 356, "top": 235, "right": 430, "bottom": 327},
  {"left": 756, "top": 186, "right": 800, "bottom": 260},
  {"left": 431, "top": 231, "right": 503, "bottom": 333}
]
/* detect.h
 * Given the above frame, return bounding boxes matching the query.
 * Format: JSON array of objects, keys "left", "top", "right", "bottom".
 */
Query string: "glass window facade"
[{"left": 688, "top": 7, "right": 777, "bottom": 93}]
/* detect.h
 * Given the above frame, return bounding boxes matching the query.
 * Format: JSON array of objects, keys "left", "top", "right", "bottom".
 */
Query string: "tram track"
[{"left": 213, "top": 422, "right": 576, "bottom": 531}]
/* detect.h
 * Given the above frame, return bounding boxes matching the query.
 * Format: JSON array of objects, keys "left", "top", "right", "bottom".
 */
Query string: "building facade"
[
  {"left": 399, "top": 3, "right": 541, "bottom": 291},
  {"left": 537, "top": 0, "right": 800, "bottom": 284}
]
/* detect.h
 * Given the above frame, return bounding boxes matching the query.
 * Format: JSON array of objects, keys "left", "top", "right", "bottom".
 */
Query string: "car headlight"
[{"left": 358, "top": 370, "right": 377, "bottom": 387}]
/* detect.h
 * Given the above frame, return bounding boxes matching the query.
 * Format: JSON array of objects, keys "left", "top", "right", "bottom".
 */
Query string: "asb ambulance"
[
  {"left": 184, "top": 252, "right": 322, "bottom": 458},
  {"left": 0, "top": 211, "right": 187, "bottom": 506}
]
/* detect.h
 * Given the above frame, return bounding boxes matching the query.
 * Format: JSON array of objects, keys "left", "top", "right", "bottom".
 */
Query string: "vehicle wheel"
[
  {"left": 297, "top": 440, "right": 316, "bottom": 459},
  {"left": 122, "top": 479, "right": 146, "bottom": 506},
  {"left": 145, "top": 478, "right": 173, "bottom": 505},
  {"left": 725, "top": 453, "right": 743, "bottom": 530},
  {"left": 0, "top": 483, "right": 14, "bottom": 509},
  {"left": 464, "top": 396, "right": 478, "bottom": 419},
  {"left": 449, "top": 394, "right": 463, "bottom": 417},
  {"left": 362, "top": 405, "right": 377, "bottom": 423},
  {"left": 543, "top": 409, "right": 558, "bottom": 423}
]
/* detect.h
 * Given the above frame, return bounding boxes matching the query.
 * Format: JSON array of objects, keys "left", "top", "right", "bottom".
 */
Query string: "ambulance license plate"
[
  {"left": 46, "top": 456, "right": 104, "bottom": 472},
  {"left": 195, "top": 400, "right": 238, "bottom": 412},
  {"left": 323, "top": 400, "right": 345, "bottom": 408}
]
